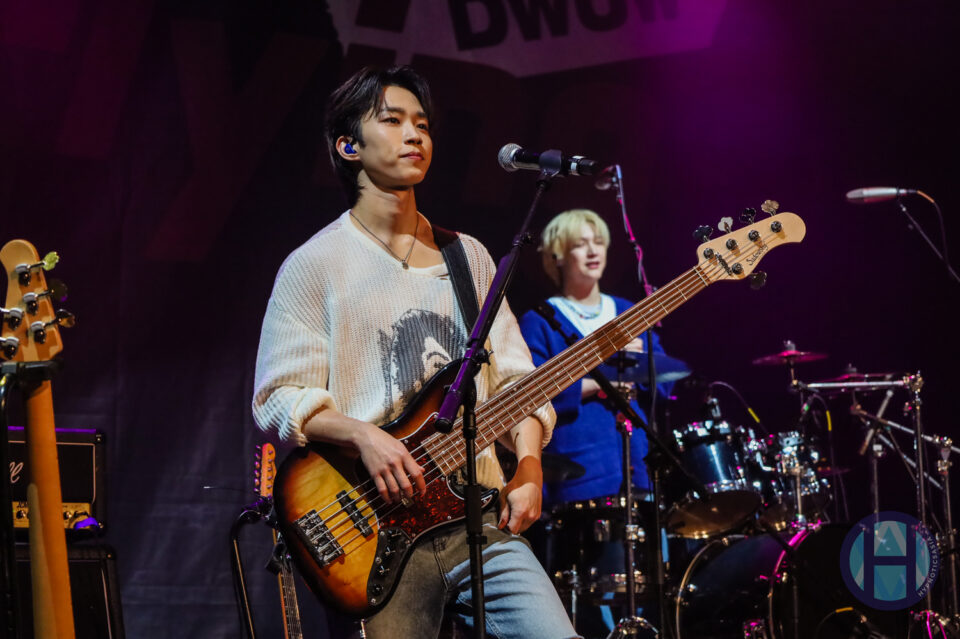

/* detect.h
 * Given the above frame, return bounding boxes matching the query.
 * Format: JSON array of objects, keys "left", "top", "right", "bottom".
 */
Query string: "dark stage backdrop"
[{"left": 2, "top": 1, "right": 958, "bottom": 637}]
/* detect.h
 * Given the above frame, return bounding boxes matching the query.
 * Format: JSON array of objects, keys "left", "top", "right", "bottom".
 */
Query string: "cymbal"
[
  {"left": 816, "top": 465, "right": 850, "bottom": 478},
  {"left": 751, "top": 349, "right": 827, "bottom": 366},
  {"left": 816, "top": 372, "right": 897, "bottom": 383},
  {"left": 596, "top": 351, "right": 691, "bottom": 385},
  {"left": 498, "top": 450, "right": 585, "bottom": 483}
]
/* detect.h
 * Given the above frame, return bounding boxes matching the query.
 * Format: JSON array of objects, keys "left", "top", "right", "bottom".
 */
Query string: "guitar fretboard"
[{"left": 424, "top": 264, "right": 710, "bottom": 474}]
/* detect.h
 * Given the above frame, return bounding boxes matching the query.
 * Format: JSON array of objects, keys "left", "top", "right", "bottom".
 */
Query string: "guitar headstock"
[
  {"left": 255, "top": 443, "right": 277, "bottom": 498},
  {"left": 1, "top": 239, "right": 75, "bottom": 362},
  {"left": 696, "top": 211, "right": 806, "bottom": 285}
]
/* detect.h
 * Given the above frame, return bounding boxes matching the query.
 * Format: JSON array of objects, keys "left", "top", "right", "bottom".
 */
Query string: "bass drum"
[{"left": 675, "top": 525, "right": 898, "bottom": 639}]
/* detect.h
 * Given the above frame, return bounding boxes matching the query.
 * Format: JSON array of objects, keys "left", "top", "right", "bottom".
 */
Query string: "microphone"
[
  {"left": 498, "top": 143, "right": 601, "bottom": 176},
  {"left": 595, "top": 165, "right": 621, "bottom": 190},
  {"left": 845, "top": 187, "right": 917, "bottom": 204}
]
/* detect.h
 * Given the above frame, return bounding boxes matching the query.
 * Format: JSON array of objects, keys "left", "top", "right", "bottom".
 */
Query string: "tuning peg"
[
  {"left": 48, "top": 279, "right": 68, "bottom": 302},
  {"left": 1, "top": 336, "right": 20, "bottom": 359},
  {"left": 749, "top": 272, "right": 768, "bottom": 290},
  {"left": 718, "top": 217, "right": 734, "bottom": 233},
  {"left": 54, "top": 309, "right": 76, "bottom": 328},
  {"left": 22, "top": 280, "right": 68, "bottom": 315},
  {"left": 693, "top": 225, "right": 713, "bottom": 242},
  {"left": 42, "top": 252, "right": 59, "bottom": 271},
  {"left": 760, "top": 200, "right": 779, "bottom": 216},
  {"left": 740, "top": 208, "right": 757, "bottom": 224},
  {"left": 1, "top": 307, "right": 23, "bottom": 330},
  {"left": 30, "top": 321, "right": 47, "bottom": 344},
  {"left": 14, "top": 252, "right": 59, "bottom": 286},
  {"left": 30, "top": 310, "right": 77, "bottom": 343}
]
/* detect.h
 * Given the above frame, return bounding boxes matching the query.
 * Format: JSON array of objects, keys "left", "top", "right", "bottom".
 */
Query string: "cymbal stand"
[
  {"left": 936, "top": 437, "right": 958, "bottom": 619},
  {"left": 869, "top": 434, "right": 885, "bottom": 516}
]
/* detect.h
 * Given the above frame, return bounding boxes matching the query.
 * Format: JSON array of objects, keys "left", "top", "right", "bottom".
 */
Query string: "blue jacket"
[{"left": 519, "top": 296, "right": 669, "bottom": 507}]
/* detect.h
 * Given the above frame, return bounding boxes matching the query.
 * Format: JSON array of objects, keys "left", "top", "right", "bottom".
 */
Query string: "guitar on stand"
[
  {"left": 1, "top": 239, "right": 76, "bottom": 639},
  {"left": 256, "top": 443, "right": 304, "bottom": 639}
]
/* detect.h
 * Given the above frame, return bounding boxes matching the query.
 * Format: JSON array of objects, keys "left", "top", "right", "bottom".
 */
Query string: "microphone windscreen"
[{"left": 497, "top": 143, "right": 521, "bottom": 171}]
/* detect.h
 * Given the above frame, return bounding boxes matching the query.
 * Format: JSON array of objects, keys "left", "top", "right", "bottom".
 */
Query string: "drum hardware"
[
  {"left": 750, "top": 342, "right": 828, "bottom": 367},
  {"left": 935, "top": 437, "right": 959, "bottom": 618},
  {"left": 824, "top": 372, "right": 960, "bottom": 619}
]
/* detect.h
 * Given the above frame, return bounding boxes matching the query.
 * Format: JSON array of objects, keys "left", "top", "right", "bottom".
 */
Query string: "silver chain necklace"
[
  {"left": 350, "top": 211, "right": 420, "bottom": 269},
  {"left": 559, "top": 296, "right": 603, "bottom": 320}
]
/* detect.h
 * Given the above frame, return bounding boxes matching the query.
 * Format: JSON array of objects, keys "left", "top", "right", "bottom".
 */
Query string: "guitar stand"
[{"left": 229, "top": 496, "right": 272, "bottom": 639}]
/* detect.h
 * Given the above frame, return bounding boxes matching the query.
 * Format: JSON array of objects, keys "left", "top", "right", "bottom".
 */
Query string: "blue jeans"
[{"left": 362, "top": 511, "right": 581, "bottom": 639}]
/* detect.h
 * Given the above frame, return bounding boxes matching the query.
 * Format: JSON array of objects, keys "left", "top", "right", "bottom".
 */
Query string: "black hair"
[{"left": 324, "top": 66, "right": 434, "bottom": 205}]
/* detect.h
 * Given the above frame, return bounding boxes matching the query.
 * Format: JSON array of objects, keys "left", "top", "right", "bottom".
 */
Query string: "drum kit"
[{"left": 530, "top": 341, "right": 960, "bottom": 639}]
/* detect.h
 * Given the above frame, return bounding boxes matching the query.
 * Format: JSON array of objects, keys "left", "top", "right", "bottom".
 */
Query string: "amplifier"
[
  {"left": 6, "top": 427, "right": 106, "bottom": 531},
  {"left": 16, "top": 543, "right": 126, "bottom": 638}
]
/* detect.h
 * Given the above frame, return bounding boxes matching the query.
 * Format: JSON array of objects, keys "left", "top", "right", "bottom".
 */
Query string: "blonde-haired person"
[{"left": 519, "top": 208, "right": 671, "bottom": 509}]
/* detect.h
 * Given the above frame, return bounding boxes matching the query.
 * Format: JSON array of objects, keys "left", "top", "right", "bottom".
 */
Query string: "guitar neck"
[
  {"left": 274, "top": 530, "right": 303, "bottom": 639},
  {"left": 428, "top": 263, "right": 711, "bottom": 473}
]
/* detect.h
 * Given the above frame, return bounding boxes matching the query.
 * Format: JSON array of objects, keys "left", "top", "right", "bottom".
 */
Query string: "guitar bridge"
[
  {"left": 337, "top": 490, "right": 373, "bottom": 536},
  {"left": 294, "top": 510, "right": 343, "bottom": 567}
]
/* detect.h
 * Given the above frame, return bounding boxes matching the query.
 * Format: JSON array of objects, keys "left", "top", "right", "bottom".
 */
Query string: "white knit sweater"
[{"left": 252, "top": 211, "right": 555, "bottom": 488}]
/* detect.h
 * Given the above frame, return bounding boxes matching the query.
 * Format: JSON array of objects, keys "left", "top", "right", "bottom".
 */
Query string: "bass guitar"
[
  {"left": 1, "top": 240, "right": 76, "bottom": 638},
  {"left": 273, "top": 211, "right": 806, "bottom": 617}
]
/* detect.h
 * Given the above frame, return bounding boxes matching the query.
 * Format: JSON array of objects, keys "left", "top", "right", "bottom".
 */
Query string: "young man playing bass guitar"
[{"left": 252, "top": 66, "right": 579, "bottom": 639}]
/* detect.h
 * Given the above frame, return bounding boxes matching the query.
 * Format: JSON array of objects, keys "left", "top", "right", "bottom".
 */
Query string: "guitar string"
[
  {"left": 305, "top": 232, "right": 780, "bottom": 555},
  {"left": 322, "top": 257, "right": 724, "bottom": 556},
  {"left": 317, "top": 252, "right": 713, "bottom": 523},
  {"left": 312, "top": 256, "right": 733, "bottom": 555},
  {"left": 300, "top": 263, "right": 712, "bottom": 552},
  {"left": 308, "top": 240, "right": 754, "bottom": 555},
  {"left": 316, "top": 250, "right": 736, "bottom": 554},
  {"left": 306, "top": 257, "right": 712, "bottom": 532},
  {"left": 320, "top": 258, "right": 737, "bottom": 558}
]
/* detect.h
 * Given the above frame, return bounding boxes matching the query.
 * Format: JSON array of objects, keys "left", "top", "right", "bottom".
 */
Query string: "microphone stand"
[
  {"left": 602, "top": 164, "right": 668, "bottom": 635},
  {"left": 432, "top": 152, "right": 565, "bottom": 639},
  {"left": 895, "top": 195, "right": 960, "bottom": 285},
  {"left": 533, "top": 305, "right": 711, "bottom": 638}
]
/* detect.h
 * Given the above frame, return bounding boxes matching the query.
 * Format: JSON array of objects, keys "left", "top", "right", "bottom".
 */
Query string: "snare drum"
[{"left": 547, "top": 496, "right": 654, "bottom": 602}]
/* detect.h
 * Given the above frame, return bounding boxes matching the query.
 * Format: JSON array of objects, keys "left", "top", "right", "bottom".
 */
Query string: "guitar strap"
[{"left": 432, "top": 225, "right": 480, "bottom": 333}]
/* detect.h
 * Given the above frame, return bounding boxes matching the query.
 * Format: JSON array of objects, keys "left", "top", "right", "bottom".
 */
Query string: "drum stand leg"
[
  {"left": 870, "top": 439, "right": 883, "bottom": 516},
  {"left": 936, "top": 439, "right": 959, "bottom": 620},
  {"left": 606, "top": 414, "right": 658, "bottom": 638}
]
